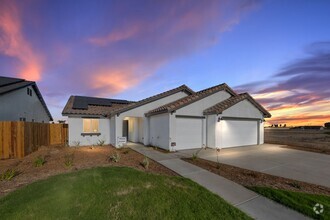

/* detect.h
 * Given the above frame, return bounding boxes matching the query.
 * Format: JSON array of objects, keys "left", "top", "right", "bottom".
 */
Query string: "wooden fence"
[{"left": 0, "top": 122, "right": 68, "bottom": 159}]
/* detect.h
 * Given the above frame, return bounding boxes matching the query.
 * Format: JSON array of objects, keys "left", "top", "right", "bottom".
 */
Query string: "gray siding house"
[{"left": 0, "top": 76, "right": 53, "bottom": 122}]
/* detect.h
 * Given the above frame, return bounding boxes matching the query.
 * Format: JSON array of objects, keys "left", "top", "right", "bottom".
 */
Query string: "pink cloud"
[{"left": 0, "top": 0, "right": 42, "bottom": 81}]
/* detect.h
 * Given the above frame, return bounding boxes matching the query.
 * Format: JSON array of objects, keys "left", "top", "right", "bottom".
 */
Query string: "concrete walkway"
[
  {"left": 129, "top": 144, "right": 310, "bottom": 220},
  {"left": 178, "top": 144, "right": 330, "bottom": 188}
]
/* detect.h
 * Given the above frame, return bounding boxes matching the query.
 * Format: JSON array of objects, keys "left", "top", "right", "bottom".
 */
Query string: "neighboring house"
[
  {"left": 62, "top": 83, "right": 271, "bottom": 150},
  {"left": 0, "top": 76, "right": 53, "bottom": 122}
]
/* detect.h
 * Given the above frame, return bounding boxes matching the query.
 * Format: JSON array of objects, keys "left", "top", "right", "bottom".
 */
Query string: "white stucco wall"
[
  {"left": 259, "top": 122, "right": 264, "bottom": 144},
  {"left": 68, "top": 117, "right": 110, "bottom": 146},
  {"left": 149, "top": 113, "right": 169, "bottom": 150},
  {"left": 110, "top": 116, "right": 116, "bottom": 145},
  {"left": 221, "top": 100, "right": 263, "bottom": 118},
  {"left": 113, "top": 91, "right": 188, "bottom": 147},
  {"left": 206, "top": 115, "right": 216, "bottom": 148},
  {"left": 176, "top": 91, "right": 231, "bottom": 115},
  {"left": 0, "top": 86, "right": 51, "bottom": 122}
]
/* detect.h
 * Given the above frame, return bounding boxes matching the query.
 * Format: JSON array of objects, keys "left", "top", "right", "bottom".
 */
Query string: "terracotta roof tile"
[
  {"left": 203, "top": 93, "right": 271, "bottom": 118},
  {"left": 145, "top": 83, "right": 237, "bottom": 116},
  {"left": 110, "top": 84, "right": 194, "bottom": 116}
]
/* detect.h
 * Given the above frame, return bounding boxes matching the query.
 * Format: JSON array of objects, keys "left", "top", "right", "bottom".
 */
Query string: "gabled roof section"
[
  {"left": 203, "top": 92, "right": 271, "bottom": 118},
  {"left": 0, "top": 76, "right": 34, "bottom": 94},
  {"left": 0, "top": 76, "right": 53, "bottom": 121},
  {"left": 62, "top": 96, "right": 134, "bottom": 116},
  {"left": 145, "top": 83, "right": 237, "bottom": 117},
  {"left": 110, "top": 85, "right": 194, "bottom": 116}
]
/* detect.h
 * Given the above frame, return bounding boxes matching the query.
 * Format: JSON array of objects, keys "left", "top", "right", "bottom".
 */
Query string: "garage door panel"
[
  {"left": 221, "top": 120, "right": 258, "bottom": 148},
  {"left": 176, "top": 118, "right": 203, "bottom": 150}
]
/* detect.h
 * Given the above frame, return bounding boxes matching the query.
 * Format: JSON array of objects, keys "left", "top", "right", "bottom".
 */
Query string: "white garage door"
[
  {"left": 176, "top": 118, "right": 203, "bottom": 150},
  {"left": 220, "top": 120, "right": 258, "bottom": 148}
]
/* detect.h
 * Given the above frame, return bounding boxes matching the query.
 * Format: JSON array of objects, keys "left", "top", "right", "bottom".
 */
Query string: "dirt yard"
[
  {"left": 183, "top": 158, "right": 330, "bottom": 196},
  {"left": 265, "top": 128, "right": 330, "bottom": 154},
  {"left": 0, "top": 145, "right": 177, "bottom": 197}
]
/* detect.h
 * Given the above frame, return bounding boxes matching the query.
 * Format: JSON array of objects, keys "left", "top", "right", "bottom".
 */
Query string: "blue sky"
[{"left": 0, "top": 0, "right": 329, "bottom": 125}]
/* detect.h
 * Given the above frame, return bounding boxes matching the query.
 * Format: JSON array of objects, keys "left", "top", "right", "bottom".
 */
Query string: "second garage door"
[
  {"left": 220, "top": 120, "right": 258, "bottom": 148},
  {"left": 176, "top": 117, "right": 203, "bottom": 150}
]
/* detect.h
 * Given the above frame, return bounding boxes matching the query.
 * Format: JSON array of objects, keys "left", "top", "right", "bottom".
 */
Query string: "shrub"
[
  {"left": 141, "top": 156, "right": 150, "bottom": 169},
  {"left": 0, "top": 169, "right": 19, "bottom": 181},
  {"left": 97, "top": 139, "right": 105, "bottom": 146},
  {"left": 109, "top": 151, "right": 121, "bottom": 162},
  {"left": 192, "top": 146, "right": 206, "bottom": 160},
  {"left": 34, "top": 156, "right": 46, "bottom": 167},
  {"left": 64, "top": 153, "right": 74, "bottom": 168}
]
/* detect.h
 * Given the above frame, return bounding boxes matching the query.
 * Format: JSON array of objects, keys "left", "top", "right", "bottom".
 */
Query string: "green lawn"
[
  {"left": 249, "top": 186, "right": 330, "bottom": 220},
  {"left": 0, "top": 167, "right": 251, "bottom": 220}
]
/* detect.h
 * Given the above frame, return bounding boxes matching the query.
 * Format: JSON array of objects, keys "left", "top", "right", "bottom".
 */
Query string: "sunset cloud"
[
  {"left": 0, "top": 0, "right": 42, "bottom": 81},
  {"left": 236, "top": 42, "right": 330, "bottom": 126},
  {"left": 83, "top": 0, "right": 259, "bottom": 96}
]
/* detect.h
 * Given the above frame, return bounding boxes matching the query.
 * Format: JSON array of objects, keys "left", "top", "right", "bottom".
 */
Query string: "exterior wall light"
[{"left": 217, "top": 117, "right": 222, "bottom": 122}]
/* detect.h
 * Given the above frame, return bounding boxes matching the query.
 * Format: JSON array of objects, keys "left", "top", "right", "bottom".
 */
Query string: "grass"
[
  {"left": 0, "top": 167, "right": 250, "bottom": 220},
  {"left": 249, "top": 186, "right": 330, "bottom": 220}
]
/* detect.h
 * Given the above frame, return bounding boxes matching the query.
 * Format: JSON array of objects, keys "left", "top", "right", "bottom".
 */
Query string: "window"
[
  {"left": 83, "top": 119, "right": 99, "bottom": 133},
  {"left": 19, "top": 117, "right": 26, "bottom": 121}
]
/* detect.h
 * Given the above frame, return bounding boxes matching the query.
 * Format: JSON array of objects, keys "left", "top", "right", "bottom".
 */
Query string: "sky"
[{"left": 0, "top": 0, "right": 329, "bottom": 126}]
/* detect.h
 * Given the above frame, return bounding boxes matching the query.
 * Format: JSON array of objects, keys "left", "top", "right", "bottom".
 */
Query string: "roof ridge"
[
  {"left": 145, "top": 83, "right": 237, "bottom": 116},
  {"left": 203, "top": 92, "right": 271, "bottom": 118},
  {"left": 109, "top": 84, "right": 195, "bottom": 116}
]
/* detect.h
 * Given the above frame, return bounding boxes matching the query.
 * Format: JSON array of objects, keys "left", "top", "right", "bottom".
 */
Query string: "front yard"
[
  {"left": 0, "top": 145, "right": 251, "bottom": 219},
  {"left": 0, "top": 145, "right": 175, "bottom": 197},
  {"left": 0, "top": 167, "right": 251, "bottom": 220}
]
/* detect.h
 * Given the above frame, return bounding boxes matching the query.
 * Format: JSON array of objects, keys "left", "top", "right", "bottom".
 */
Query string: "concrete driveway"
[{"left": 178, "top": 144, "right": 330, "bottom": 188}]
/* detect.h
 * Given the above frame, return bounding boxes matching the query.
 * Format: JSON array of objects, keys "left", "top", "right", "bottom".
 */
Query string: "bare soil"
[
  {"left": 183, "top": 158, "right": 330, "bottom": 196},
  {"left": 265, "top": 128, "right": 330, "bottom": 154},
  {"left": 0, "top": 145, "right": 177, "bottom": 197}
]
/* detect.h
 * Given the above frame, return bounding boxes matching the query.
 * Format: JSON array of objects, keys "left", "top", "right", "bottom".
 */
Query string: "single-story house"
[
  {"left": 62, "top": 83, "right": 271, "bottom": 150},
  {"left": 0, "top": 76, "right": 53, "bottom": 122}
]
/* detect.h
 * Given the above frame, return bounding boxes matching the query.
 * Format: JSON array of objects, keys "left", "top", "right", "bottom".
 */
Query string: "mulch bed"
[
  {"left": 183, "top": 158, "right": 330, "bottom": 196},
  {"left": 0, "top": 145, "right": 177, "bottom": 198}
]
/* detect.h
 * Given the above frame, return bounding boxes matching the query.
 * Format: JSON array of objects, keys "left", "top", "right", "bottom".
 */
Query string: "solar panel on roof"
[{"left": 72, "top": 96, "right": 131, "bottom": 109}]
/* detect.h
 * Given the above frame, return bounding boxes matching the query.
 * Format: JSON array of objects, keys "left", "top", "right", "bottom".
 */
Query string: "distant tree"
[
  {"left": 274, "top": 124, "right": 278, "bottom": 128},
  {"left": 325, "top": 122, "right": 330, "bottom": 128},
  {"left": 279, "top": 124, "right": 282, "bottom": 127},
  {"left": 283, "top": 124, "right": 286, "bottom": 128}
]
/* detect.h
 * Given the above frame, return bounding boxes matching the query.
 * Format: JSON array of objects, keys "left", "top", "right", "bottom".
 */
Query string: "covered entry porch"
[{"left": 122, "top": 116, "right": 145, "bottom": 144}]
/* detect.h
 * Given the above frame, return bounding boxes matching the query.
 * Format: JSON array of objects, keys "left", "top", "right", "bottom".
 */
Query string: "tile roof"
[
  {"left": 203, "top": 93, "right": 271, "bottom": 118},
  {"left": 110, "top": 84, "right": 194, "bottom": 116},
  {"left": 145, "top": 83, "right": 237, "bottom": 116},
  {"left": 62, "top": 96, "right": 134, "bottom": 116},
  {"left": 0, "top": 76, "right": 53, "bottom": 121}
]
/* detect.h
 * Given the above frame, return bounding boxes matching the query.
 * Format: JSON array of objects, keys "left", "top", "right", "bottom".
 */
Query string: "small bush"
[
  {"left": 141, "top": 156, "right": 150, "bottom": 169},
  {"left": 97, "top": 139, "right": 105, "bottom": 146},
  {"left": 192, "top": 147, "right": 205, "bottom": 160},
  {"left": 109, "top": 152, "right": 121, "bottom": 162},
  {"left": 0, "top": 169, "right": 19, "bottom": 181},
  {"left": 64, "top": 153, "right": 74, "bottom": 168},
  {"left": 34, "top": 156, "right": 46, "bottom": 167}
]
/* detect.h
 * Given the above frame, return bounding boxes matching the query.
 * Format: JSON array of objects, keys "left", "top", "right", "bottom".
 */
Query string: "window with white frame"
[{"left": 83, "top": 118, "right": 99, "bottom": 133}]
